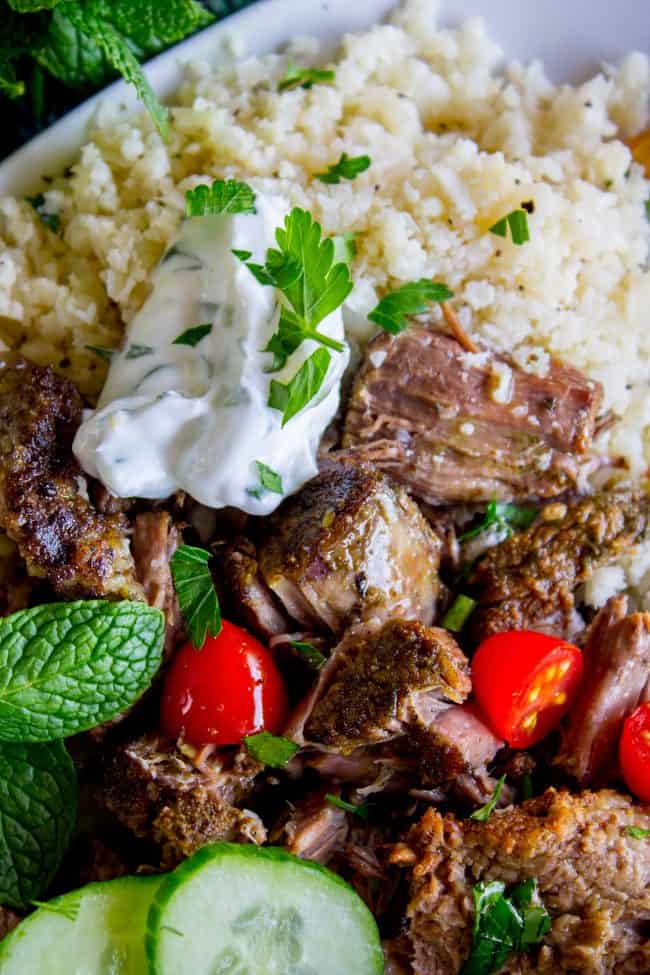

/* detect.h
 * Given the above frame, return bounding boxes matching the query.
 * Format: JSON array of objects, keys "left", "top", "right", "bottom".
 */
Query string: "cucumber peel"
[{"left": 146, "top": 843, "right": 385, "bottom": 975}]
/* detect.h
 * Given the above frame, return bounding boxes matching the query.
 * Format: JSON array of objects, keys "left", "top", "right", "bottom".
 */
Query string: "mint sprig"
[
  {"left": 0, "top": 600, "right": 164, "bottom": 741},
  {"left": 0, "top": 740, "right": 76, "bottom": 909}
]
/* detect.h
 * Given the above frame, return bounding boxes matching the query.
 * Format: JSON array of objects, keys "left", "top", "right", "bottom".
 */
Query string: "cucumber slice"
[
  {"left": 147, "top": 843, "right": 384, "bottom": 975},
  {"left": 0, "top": 875, "right": 160, "bottom": 974}
]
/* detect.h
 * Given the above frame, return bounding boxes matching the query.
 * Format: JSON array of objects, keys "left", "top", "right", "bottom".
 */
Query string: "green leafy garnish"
[
  {"left": 172, "top": 323, "right": 212, "bottom": 347},
  {"left": 459, "top": 500, "right": 537, "bottom": 543},
  {"left": 316, "top": 153, "right": 371, "bottom": 185},
  {"left": 368, "top": 279, "right": 454, "bottom": 335},
  {"left": 170, "top": 545, "right": 222, "bottom": 650},
  {"left": 125, "top": 343, "right": 154, "bottom": 360},
  {"left": 290, "top": 640, "right": 326, "bottom": 669},
  {"left": 278, "top": 63, "right": 335, "bottom": 91},
  {"left": 325, "top": 794, "right": 369, "bottom": 820},
  {"left": 331, "top": 232, "right": 358, "bottom": 264},
  {"left": 627, "top": 825, "right": 650, "bottom": 839},
  {"left": 249, "top": 461, "right": 283, "bottom": 498},
  {"left": 0, "top": 601, "right": 163, "bottom": 741},
  {"left": 489, "top": 209, "right": 530, "bottom": 245},
  {"left": 0, "top": 740, "right": 76, "bottom": 909},
  {"left": 461, "top": 878, "right": 551, "bottom": 975},
  {"left": 243, "top": 731, "right": 299, "bottom": 768},
  {"left": 268, "top": 347, "right": 332, "bottom": 427},
  {"left": 26, "top": 192, "right": 60, "bottom": 233},
  {"left": 185, "top": 179, "right": 257, "bottom": 217},
  {"left": 235, "top": 207, "right": 351, "bottom": 371},
  {"left": 442, "top": 595, "right": 476, "bottom": 633},
  {"left": 85, "top": 344, "right": 114, "bottom": 361},
  {"left": 469, "top": 775, "right": 506, "bottom": 822}
]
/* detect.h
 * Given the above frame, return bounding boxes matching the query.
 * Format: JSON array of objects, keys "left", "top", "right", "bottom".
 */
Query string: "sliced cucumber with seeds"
[
  {"left": 0, "top": 875, "right": 160, "bottom": 974},
  {"left": 146, "top": 843, "right": 384, "bottom": 975}
]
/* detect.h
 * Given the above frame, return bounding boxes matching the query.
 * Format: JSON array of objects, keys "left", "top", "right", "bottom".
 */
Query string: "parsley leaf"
[
  {"left": 489, "top": 209, "right": 530, "bottom": 245},
  {"left": 461, "top": 878, "right": 551, "bottom": 975},
  {"left": 459, "top": 500, "right": 537, "bottom": 542},
  {"left": 278, "top": 63, "right": 335, "bottom": 91},
  {"left": 368, "top": 279, "right": 454, "bottom": 335},
  {"left": 627, "top": 825, "right": 650, "bottom": 839},
  {"left": 291, "top": 640, "right": 326, "bottom": 669},
  {"left": 268, "top": 347, "right": 332, "bottom": 427},
  {"left": 244, "top": 731, "right": 299, "bottom": 768},
  {"left": 442, "top": 594, "right": 476, "bottom": 633},
  {"left": 170, "top": 544, "right": 222, "bottom": 650},
  {"left": 325, "top": 794, "right": 370, "bottom": 820},
  {"left": 469, "top": 775, "right": 506, "bottom": 822},
  {"left": 236, "top": 208, "right": 351, "bottom": 371},
  {"left": 125, "top": 343, "right": 154, "bottom": 359},
  {"left": 252, "top": 461, "right": 283, "bottom": 496},
  {"left": 173, "top": 323, "right": 212, "bottom": 347},
  {"left": 331, "top": 232, "right": 358, "bottom": 264},
  {"left": 316, "top": 153, "right": 371, "bottom": 184},
  {"left": 85, "top": 344, "right": 114, "bottom": 361},
  {"left": 185, "top": 179, "right": 257, "bottom": 217}
]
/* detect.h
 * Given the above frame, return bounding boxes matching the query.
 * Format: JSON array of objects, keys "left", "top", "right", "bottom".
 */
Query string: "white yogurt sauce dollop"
[{"left": 73, "top": 194, "right": 349, "bottom": 514}]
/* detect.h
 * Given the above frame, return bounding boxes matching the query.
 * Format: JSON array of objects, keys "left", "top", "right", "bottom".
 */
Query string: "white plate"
[{"left": 0, "top": 0, "right": 648, "bottom": 197}]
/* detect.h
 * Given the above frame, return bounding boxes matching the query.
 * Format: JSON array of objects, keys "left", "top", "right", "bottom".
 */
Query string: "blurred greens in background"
[{"left": 2, "top": 0, "right": 258, "bottom": 159}]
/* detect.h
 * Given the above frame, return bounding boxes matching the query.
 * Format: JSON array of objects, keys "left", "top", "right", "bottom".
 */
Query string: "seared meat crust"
[
  {"left": 469, "top": 493, "right": 650, "bottom": 639},
  {"left": 103, "top": 734, "right": 265, "bottom": 866},
  {"left": 218, "top": 536, "right": 290, "bottom": 640},
  {"left": 305, "top": 620, "right": 470, "bottom": 753},
  {"left": 398, "top": 788, "right": 650, "bottom": 974},
  {"left": 258, "top": 462, "right": 441, "bottom": 633},
  {"left": 132, "top": 510, "right": 183, "bottom": 660},
  {"left": 0, "top": 358, "right": 141, "bottom": 599},
  {"left": 343, "top": 328, "right": 603, "bottom": 504}
]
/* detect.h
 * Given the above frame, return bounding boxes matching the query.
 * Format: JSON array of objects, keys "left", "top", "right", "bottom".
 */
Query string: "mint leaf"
[
  {"left": 469, "top": 775, "right": 506, "bottom": 822},
  {"left": 172, "top": 323, "right": 212, "bottom": 347},
  {"left": 316, "top": 153, "right": 371, "bottom": 184},
  {"left": 0, "top": 601, "right": 164, "bottom": 741},
  {"left": 244, "top": 731, "right": 299, "bottom": 768},
  {"left": 268, "top": 347, "right": 331, "bottom": 426},
  {"left": 0, "top": 740, "right": 76, "bottom": 909},
  {"left": 186, "top": 179, "right": 256, "bottom": 216},
  {"left": 170, "top": 545, "right": 221, "bottom": 649},
  {"left": 89, "top": 0, "right": 213, "bottom": 58},
  {"left": 278, "top": 63, "right": 335, "bottom": 91},
  {"left": 368, "top": 279, "right": 454, "bottom": 335}
]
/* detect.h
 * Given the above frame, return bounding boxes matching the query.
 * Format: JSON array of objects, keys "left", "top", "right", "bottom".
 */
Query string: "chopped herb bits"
[
  {"left": 316, "top": 153, "right": 372, "bottom": 184},
  {"left": 489, "top": 209, "right": 531, "bottom": 245}
]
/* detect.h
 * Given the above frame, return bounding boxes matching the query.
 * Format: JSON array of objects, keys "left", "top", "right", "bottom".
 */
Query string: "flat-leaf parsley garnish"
[
  {"left": 234, "top": 207, "right": 351, "bottom": 371},
  {"left": 290, "top": 640, "right": 326, "bottom": 669},
  {"left": 244, "top": 731, "right": 299, "bottom": 768},
  {"left": 627, "top": 825, "right": 650, "bottom": 839},
  {"left": 325, "top": 794, "right": 370, "bottom": 820},
  {"left": 368, "top": 279, "right": 454, "bottom": 335},
  {"left": 172, "top": 323, "right": 212, "bottom": 347},
  {"left": 268, "top": 347, "right": 332, "bottom": 427},
  {"left": 186, "top": 179, "right": 257, "bottom": 217},
  {"left": 248, "top": 461, "right": 283, "bottom": 498},
  {"left": 459, "top": 500, "right": 537, "bottom": 543},
  {"left": 125, "top": 343, "right": 154, "bottom": 360},
  {"left": 171, "top": 545, "right": 222, "bottom": 649},
  {"left": 278, "top": 64, "right": 336, "bottom": 92},
  {"left": 469, "top": 775, "right": 506, "bottom": 822},
  {"left": 461, "top": 878, "right": 551, "bottom": 975},
  {"left": 489, "top": 209, "right": 530, "bottom": 245},
  {"left": 316, "top": 153, "right": 371, "bottom": 184}
]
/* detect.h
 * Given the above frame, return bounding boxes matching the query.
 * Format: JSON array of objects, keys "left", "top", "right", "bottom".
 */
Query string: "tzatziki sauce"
[{"left": 73, "top": 193, "right": 349, "bottom": 514}]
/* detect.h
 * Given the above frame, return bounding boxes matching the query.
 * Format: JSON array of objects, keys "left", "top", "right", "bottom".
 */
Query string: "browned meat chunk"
[
  {"left": 258, "top": 462, "right": 441, "bottom": 633},
  {"left": 469, "top": 493, "right": 650, "bottom": 640},
  {"left": 556, "top": 596, "right": 650, "bottom": 785},
  {"left": 343, "top": 328, "right": 603, "bottom": 504},
  {"left": 397, "top": 788, "right": 650, "bottom": 974},
  {"left": 0, "top": 907, "right": 22, "bottom": 941},
  {"left": 414, "top": 703, "right": 504, "bottom": 795},
  {"left": 272, "top": 791, "right": 349, "bottom": 864},
  {"left": 0, "top": 357, "right": 141, "bottom": 600},
  {"left": 305, "top": 620, "right": 470, "bottom": 753},
  {"left": 218, "top": 537, "right": 290, "bottom": 640},
  {"left": 103, "top": 734, "right": 265, "bottom": 866},
  {"left": 0, "top": 534, "right": 33, "bottom": 616},
  {"left": 132, "top": 511, "right": 183, "bottom": 659}
]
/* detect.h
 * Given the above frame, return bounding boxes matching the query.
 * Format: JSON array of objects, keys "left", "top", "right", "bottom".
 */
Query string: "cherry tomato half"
[
  {"left": 619, "top": 702, "right": 650, "bottom": 802},
  {"left": 161, "top": 620, "right": 288, "bottom": 748},
  {"left": 471, "top": 630, "right": 583, "bottom": 748}
]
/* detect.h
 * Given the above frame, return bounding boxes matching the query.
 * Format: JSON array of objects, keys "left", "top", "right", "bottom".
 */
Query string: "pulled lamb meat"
[
  {"left": 0, "top": 357, "right": 141, "bottom": 600},
  {"left": 103, "top": 734, "right": 266, "bottom": 867},
  {"left": 257, "top": 461, "right": 441, "bottom": 633},
  {"left": 218, "top": 536, "right": 290, "bottom": 640},
  {"left": 395, "top": 788, "right": 650, "bottom": 974},
  {"left": 272, "top": 791, "right": 349, "bottom": 864},
  {"left": 556, "top": 596, "right": 650, "bottom": 785},
  {"left": 342, "top": 327, "right": 603, "bottom": 505},
  {"left": 469, "top": 492, "right": 650, "bottom": 640},
  {"left": 132, "top": 510, "right": 183, "bottom": 660}
]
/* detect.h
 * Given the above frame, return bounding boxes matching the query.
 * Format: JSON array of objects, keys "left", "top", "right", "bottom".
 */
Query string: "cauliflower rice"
[{"left": 0, "top": 0, "right": 649, "bottom": 479}]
